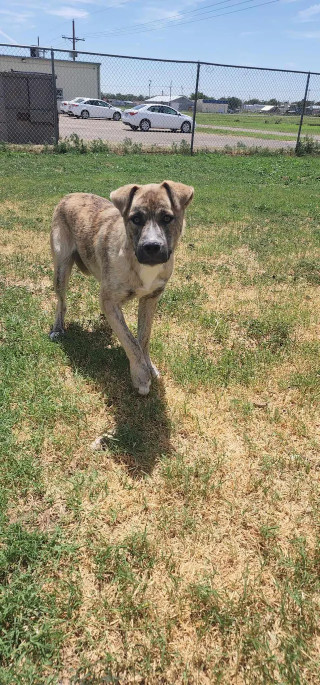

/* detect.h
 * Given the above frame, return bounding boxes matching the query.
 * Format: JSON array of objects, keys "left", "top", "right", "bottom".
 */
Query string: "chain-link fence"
[{"left": 0, "top": 43, "right": 319, "bottom": 153}]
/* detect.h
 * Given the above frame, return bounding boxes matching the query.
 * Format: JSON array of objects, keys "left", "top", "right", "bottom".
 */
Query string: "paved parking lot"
[{"left": 59, "top": 114, "right": 296, "bottom": 150}]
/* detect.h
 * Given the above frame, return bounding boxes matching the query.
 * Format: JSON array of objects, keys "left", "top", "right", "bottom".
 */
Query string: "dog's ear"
[
  {"left": 161, "top": 181, "right": 194, "bottom": 209},
  {"left": 110, "top": 184, "right": 140, "bottom": 216}
]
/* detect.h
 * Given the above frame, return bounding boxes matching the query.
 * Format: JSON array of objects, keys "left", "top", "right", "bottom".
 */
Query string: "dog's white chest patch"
[{"left": 138, "top": 264, "right": 164, "bottom": 295}]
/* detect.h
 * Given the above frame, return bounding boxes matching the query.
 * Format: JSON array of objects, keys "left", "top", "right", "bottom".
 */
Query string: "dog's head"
[{"left": 110, "top": 180, "right": 194, "bottom": 266}]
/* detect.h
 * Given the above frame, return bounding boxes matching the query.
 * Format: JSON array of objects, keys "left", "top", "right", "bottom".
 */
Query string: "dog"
[{"left": 50, "top": 180, "right": 194, "bottom": 395}]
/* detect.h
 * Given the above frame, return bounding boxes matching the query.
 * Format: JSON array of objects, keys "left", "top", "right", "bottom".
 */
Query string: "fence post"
[
  {"left": 295, "top": 71, "right": 310, "bottom": 153},
  {"left": 51, "top": 49, "right": 59, "bottom": 145},
  {"left": 190, "top": 62, "right": 200, "bottom": 156}
]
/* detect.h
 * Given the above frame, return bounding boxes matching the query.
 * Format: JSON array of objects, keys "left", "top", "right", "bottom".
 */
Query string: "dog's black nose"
[
  {"left": 136, "top": 241, "right": 168, "bottom": 265},
  {"left": 143, "top": 242, "right": 162, "bottom": 256}
]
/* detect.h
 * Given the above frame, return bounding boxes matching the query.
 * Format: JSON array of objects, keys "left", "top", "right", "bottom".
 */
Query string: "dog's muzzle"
[{"left": 136, "top": 241, "right": 170, "bottom": 265}]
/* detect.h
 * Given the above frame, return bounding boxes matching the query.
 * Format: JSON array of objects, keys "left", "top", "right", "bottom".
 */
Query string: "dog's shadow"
[{"left": 59, "top": 319, "right": 173, "bottom": 478}]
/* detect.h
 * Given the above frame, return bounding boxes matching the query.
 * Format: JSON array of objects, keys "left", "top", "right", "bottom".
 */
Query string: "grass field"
[
  {"left": 1, "top": 149, "right": 320, "bottom": 684},
  {"left": 193, "top": 112, "right": 320, "bottom": 136},
  {"left": 196, "top": 127, "right": 295, "bottom": 142}
]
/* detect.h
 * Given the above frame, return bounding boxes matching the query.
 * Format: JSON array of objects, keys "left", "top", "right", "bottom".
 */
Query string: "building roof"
[
  {"left": 260, "top": 105, "right": 277, "bottom": 112},
  {"left": 145, "top": 94, "right": 190, "bottom": 103}
]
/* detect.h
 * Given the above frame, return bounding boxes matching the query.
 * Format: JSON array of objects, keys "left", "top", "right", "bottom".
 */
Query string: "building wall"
[
  {"left": 197, "top": 100, "right": 228, "bottom": 113},
  {"left": 242, "top": 104, "right": 264, "bottom": 113},
  {"left": 0, "top": 55, "right": 100, "bottom": 108},
  {"left": 172, "top": 97, "right": 193, "bottom": 111},
  {"left": 145, "top": 96, "right": 193, "bottom": 110}
]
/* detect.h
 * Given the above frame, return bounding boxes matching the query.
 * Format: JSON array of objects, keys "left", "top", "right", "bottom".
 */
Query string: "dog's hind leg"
[{"left": 50, "top": 218, "right": 75, "bottom": 340}]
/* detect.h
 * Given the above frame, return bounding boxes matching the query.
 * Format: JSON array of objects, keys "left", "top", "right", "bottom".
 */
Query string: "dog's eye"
[
  {"left": 131, "top": 215, "right": 143, "bottom": 225},
  {"left": 163, "top": 214, "right": 174, "bottom": 223}
]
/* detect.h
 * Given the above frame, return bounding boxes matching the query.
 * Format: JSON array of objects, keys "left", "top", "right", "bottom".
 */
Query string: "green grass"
[
  {"left": 1, "top": 148, "right": 320, "bottom": 683},
  {"left": 193, "top": 111, "right": 320, "bottom": 135},
  {"left": 197, "top": 126, "right": 295, "bottom": 141}
]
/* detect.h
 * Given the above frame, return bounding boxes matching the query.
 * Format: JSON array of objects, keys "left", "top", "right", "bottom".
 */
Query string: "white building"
[
  {"left": 144, "top": 95, "right": 193, "bottom": 111},
  {"left": 242, "top": 104, "right": 265, "bottom": 113},
  {"left": 0, "top": 53, "right": 100, "bottom": 109},
  {"left": 197, "top": 99, "right": 228, "bottom": 113}
]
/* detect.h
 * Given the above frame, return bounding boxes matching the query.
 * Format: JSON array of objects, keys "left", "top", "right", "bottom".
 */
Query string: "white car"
[
  {"left": 122, "top": 104, "right": 193, "bottom": 133},
  {"left": 68, "top": 98, "right": 122, "bottom": 120},
  {"left": 60, "top": 97, "right": 86, "bottom": 114}
]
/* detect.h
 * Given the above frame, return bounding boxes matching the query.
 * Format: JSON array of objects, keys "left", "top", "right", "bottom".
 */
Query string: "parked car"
[
  {"left": 68, "top": 98, "right": 122, "bottom": 120},
  {"left": 60, "top": 97, "right": 86, "bottom": 114},
  {"left": 122, "top": 104, "right": 194, "bottom": 132}
]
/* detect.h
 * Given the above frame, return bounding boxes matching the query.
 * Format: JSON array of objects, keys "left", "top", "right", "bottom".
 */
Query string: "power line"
[
  {"left": 83, "top": 0, "right": 250, "bottom": 39},
  {"left": 81, "top": 0, "right": 279, "bottom": 41},
  {"left": 48, "top": 1, "right": 122, "bottom": 40}
]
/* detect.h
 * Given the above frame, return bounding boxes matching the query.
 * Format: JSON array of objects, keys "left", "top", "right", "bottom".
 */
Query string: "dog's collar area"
[{"left": 137, "top": 262, "right": 166, "bottom": 292}]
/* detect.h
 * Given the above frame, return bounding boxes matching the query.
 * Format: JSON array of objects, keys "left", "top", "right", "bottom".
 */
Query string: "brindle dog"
[{"left": 50, "top": 181, "right": 194, "bottom": 395}]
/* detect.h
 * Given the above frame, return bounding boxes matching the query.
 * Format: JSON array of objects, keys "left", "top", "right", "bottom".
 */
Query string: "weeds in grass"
[
  {"left": 296, "top": 135, "right": 320, "bottom": 156},
  {"left": 294, "top": 258, "right": 320, "bottom": 284}
]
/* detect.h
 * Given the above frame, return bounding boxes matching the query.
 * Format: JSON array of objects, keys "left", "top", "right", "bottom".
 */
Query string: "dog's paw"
[
  {"left": 49, "top": 328, "right": 65, "bottom": 341},
  {"left": 130, "top": 362, "right": 151, "bottom": 396},
  {"left": 137, "top": 379, "right": 151, "bottom": 395}
]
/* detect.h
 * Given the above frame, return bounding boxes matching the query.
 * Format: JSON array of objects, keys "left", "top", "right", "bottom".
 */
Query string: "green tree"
[
  {"left": 244, "top": 98, "right": 263, "bottom": 105},
  {"left": 226, "top": 96, "right": 242, "bottom": 111},
  {"left": 190, "top": 91, "right": 208, "bottom": 100}
]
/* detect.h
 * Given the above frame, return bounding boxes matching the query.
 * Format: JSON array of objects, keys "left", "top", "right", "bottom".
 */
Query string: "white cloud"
[
  {"left": 47, "top": 7, "right": 88, "bottom": 18},
  {"left": 0, "top": 27, "right": 18, "bottom": 43},
  {"left": 0, "top": 9, "right": 31, "bottom": 23},
  {"left": 296, "top": 4, "right": 320, "bottom": 22},
  {"left": 136, "top": 7, "right": 183, "bottom": 25}
]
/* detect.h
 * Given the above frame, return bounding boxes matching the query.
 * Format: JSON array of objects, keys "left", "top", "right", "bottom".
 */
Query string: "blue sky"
[
  {"left": 0, "top": 1, "right": 318, "bottom": 101},
  {"left": 0, "top": 1, "right": 318, "bottom": 71}
]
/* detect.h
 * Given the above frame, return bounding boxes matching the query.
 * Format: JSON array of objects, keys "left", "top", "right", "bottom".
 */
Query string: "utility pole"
[
  {"left": 62, "top": 20, "right": 85, "bottom": 61},
  {"left": 148, "top": 80, "right": 152, "bottom": 98}
]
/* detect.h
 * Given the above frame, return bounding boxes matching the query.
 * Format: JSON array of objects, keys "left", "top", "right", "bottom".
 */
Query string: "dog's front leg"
[
  {"left": 138, "top": 292, "right": 163, "bottom": 380},
  {"left": 101, "top": 294, "right": 151, "bottom": 395}
]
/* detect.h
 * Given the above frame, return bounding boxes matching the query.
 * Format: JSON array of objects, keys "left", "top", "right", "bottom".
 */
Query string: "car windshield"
[{"left": 73, "top": 98, "right": 85, "bottom": 103}]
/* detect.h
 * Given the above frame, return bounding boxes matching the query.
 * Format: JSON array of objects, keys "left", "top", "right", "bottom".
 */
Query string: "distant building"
[
  {"left": 242, "top": 104, "right": 265, "bottom": 112},
  {"left": 144, "top": 95, "right": 193, "bottom": 110},
  {"left": 197, "top": 99, "right": 228, "bottom": 113},
  {"left": 259, "top": 105, "right": 280, "bottom": 114},
  {"left": 306, "top": 105, "right": 320, "bottom": 116},
  {"left": 110, "top": 99, "right": 134, "bottom": 107},
  {"left": 0, "top": 52, "right": 100, "bottom": 110}
]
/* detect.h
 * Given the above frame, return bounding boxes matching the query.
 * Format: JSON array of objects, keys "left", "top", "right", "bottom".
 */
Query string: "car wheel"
[
  {"left": 81, "top": 110, "right": 89, "bottom": 119},
  {"left": 181, "top": 121, "right": 191, "bottom": 133},
  {"left": 130, "top": 125, "right": 138, "bottom": 131},
  {"left": 140, "top": 119, "right": 150, "bottom": 132},
  {"left": 113, "top": 111, "right": 121, "bottom": 121}
]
